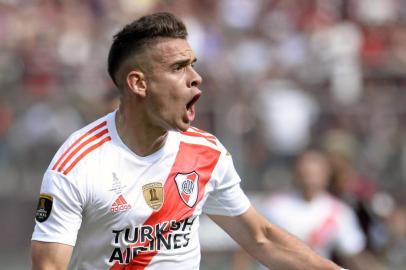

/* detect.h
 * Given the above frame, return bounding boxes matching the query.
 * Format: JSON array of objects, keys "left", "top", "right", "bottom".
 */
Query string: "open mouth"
[
  {"left": 186, "top": 93, "right": 201, "bottom": 110},
  {"left": 185, "top": 93, "right": 201, "bottom": 122}
]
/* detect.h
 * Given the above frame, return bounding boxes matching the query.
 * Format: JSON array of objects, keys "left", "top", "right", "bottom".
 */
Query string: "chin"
[
  {"left": 174, "top": 122, "right": 191, "bottom": 132},
  {"left": 164, "top": 118, "right": 192, "bottom": 132},
  {"left": 176, "top": 126, "right": 189, "bottom": 132}
]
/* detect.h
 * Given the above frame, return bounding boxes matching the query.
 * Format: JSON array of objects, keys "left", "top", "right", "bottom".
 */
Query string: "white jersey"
[
  {"left": 261, "top": 192, "right": 365, "bottom": 259},
  {"left": 32, "top": 111, "right": 251, "bottom": 270}
]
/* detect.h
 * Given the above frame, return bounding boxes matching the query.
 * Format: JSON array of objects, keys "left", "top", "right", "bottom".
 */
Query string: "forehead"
[
  {"left": 298, "top": 151, "right": 324, "bottom": 164},
  {"left": 149, "top": 38, "right": 195, "bottom": 65}
]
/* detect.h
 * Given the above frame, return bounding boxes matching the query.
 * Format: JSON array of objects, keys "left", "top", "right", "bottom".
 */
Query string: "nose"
[{"left": 189, "top": 67, "right": 203, "bottom": 88}]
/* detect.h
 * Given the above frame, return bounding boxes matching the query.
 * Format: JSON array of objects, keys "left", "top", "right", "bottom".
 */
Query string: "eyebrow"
[{"left": 170, "top": 57, "right": 197, "bottom": 69}]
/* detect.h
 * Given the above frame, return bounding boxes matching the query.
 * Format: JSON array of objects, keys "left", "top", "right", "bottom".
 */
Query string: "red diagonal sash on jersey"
[
  {"left": 182, "top": 131, "right": 217, "bottom": 146},
  {"left": 110, "top": 142, "right": 221, "bottom": 269},
  {"left": 307, "top": 201, "right": 340, "bottom": 248}
]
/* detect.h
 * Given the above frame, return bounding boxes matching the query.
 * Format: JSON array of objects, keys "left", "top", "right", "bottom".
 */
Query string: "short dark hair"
[{"left": 107, "top": 12, "right": 188, "bottom": 87}]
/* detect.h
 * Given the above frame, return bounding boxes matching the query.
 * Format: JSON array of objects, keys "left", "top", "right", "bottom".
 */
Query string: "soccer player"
[
  {"left": 31, "top": 12, "right": 346, "bottom": 270},
  {"left": 259, "top": 149, "right": 367, "bottom": 269}
]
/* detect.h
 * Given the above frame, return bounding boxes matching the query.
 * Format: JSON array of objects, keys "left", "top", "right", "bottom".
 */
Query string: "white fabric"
[
  {"left": 256, "top": 79, "right": 318, "bottom": 155},
  {"left": 261, "top": 192, "right": 365, "bottom": 258},
  {"left": 32, "top": 111, "right": 250, "bottom": 270}
]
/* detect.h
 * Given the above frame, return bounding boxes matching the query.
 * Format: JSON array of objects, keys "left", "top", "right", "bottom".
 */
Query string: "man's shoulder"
[
  {"left": 263, "top": 192, "right": 297, "bottom": 208},
  {"left": 319, "top": 193, "right": 356, "bottom": 218},
  {"left": 67, "top": 115, "right": 111, "bottom": 144},
  {"left": 47, "top": 113, "right": 113, "bottom": 176}
]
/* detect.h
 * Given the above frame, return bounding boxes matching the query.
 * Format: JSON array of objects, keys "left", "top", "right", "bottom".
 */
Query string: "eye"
[{"left": 174, "top": 64, "right": 185, "bottom": 71}]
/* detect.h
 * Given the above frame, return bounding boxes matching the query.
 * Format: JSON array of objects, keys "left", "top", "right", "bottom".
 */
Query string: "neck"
[
  {"left": 301, "top": 189, "right": 322, "bottom": 202},
  {"left": 115, "top": 104, "right": 168, "bottom": 157}
]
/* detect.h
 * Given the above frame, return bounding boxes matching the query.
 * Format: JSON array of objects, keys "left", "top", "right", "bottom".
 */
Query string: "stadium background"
[{"left": 0, "top": 0, "right": 405, "bottom": 269}]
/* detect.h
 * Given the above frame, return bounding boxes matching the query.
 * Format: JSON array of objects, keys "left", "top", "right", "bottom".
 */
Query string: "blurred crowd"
[{"left": 0, "top": 0, "right": 405, "bottom": 269}]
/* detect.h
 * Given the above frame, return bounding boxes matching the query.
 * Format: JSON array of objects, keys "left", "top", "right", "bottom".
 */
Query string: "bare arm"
[
  {"left": 209, "top": 206, "right": 342, "bottom": 270},
  {"left": 31, "top": 241, "right": 73, "bottom": 270},
  {"left": 340, "top": 251, "right": 386, "bottom": 270}
]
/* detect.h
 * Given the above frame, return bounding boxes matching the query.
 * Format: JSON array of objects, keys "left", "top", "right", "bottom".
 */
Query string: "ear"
[{"left": 126, "top": 70, "right": 147, "bottom": 97}]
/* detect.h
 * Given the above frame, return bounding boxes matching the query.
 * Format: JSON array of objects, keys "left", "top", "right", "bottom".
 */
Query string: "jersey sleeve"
[
  {"left": 31, "top": 170, "right": 84, "bottom": 246},
  {"left": 202, "top": 150, "right": 251, "bottom": 216},
  {"left": 334, "top": 205, "right": 366, "bottom": 256}
]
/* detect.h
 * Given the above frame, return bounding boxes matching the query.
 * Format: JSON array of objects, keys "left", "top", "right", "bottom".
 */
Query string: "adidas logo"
[{"left": 110, "top": 194, "right": 131, "bottom": 213}]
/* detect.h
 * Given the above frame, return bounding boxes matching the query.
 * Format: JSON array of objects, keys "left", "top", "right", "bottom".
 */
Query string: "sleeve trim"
[{"left": 31, "top": 233, "right": 76, "bottom": 247}]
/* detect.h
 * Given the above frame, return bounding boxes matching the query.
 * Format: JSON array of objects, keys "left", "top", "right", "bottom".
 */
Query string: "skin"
[
  {"left": 210, "top": 207, "right": 341, "bottom": 270},
  {"left": 273, "top": 150, "right": 385, "bottom": 270},
  {"left": 31, "top": 38, "right": 342, "bottom": 270},
  {"left": 294, "top": 150, "right": 331, "bottom": 201},
  {"left": 116, "top": 38, "right": 202, "bottom": 156},
  {"left": 31, "top": 242, "right": 72, "bottom": 270}
]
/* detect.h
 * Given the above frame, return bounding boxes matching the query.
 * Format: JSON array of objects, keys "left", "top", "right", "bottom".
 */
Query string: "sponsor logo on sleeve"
[{"left": 35, "top": 194, "right": 53, "bottom": 223}]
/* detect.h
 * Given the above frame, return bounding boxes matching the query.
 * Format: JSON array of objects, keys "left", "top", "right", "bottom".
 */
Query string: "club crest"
[
  {"left": 174, "top": 171, "right": 199, "bottom": 208},
  {"left": 142, "top": 182, "right": 164, "bottom": 211}
]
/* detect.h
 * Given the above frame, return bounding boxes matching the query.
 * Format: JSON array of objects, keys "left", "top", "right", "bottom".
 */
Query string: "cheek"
[
  {"left": 161, "top": 93, "right": 184, "bottom": 111},
  {"left": 147, "top": 76, "right": 186, "bottom": 111},
  {"left": 147, "top": 91, "right": 182, "bottom": 119}
]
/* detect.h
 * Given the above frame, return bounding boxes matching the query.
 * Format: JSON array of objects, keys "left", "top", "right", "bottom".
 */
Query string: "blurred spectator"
[
  {"left": 309, "top": 1, "right": 363, "bottom": 106},
  {"left": 255, "top": 78, "right": 319, "bottom": 156},
  {"left": 353, "top": 0, "right": 399, "bottom": 26},
  {"left": 384, "top": 205, "right": 406, "bottom": 269},
  {"left": 324, "top": 130, "right": 386, "bottom": 251},
  {"left": 0, "top": 0, "right": 405, "bottom": 268},
  {"left": 259, "top": 149, "right": 384, "bottom": 270}
]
